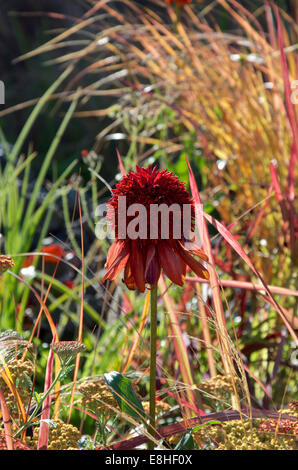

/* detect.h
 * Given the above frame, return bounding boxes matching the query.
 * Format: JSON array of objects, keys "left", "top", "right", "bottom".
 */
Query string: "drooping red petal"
[
  {"left": 185, "top": 240, "right": 209, "bottom": 262},
  {"left": 104, "top": 240, "right": 123, "bottom": 269},
  {"left": 130, "top": 241, "right": 146, "bottom": 292},
  {"left": 175, "top": 241, "right": 209, "bottom": 280},
  {"left": 158, "top": 241, "right": 186, "bottom": 287},
  {"left": 145, "top": 244, "right": 161, "bottom": 286},
  {"left": 123, "top": 260, "right": 137, "bottom": 291},
  {"left": 103, "top": 240, "right": 130, "bottom": 282}
]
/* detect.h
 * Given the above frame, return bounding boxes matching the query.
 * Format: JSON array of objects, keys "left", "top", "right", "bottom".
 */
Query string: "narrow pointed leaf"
[{"left": 104, "top": 371, "right": 145, "bottom": 421}]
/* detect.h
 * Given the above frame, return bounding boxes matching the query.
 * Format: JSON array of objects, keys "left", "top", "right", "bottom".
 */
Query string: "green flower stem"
[
  {"left": 174, "top": 4, "right": 181, "bottom": 33},
  {"left": 148, "top": 285, "right": 158, "bottom": 450},
  {"left": 14, "top": 357, "right": 72, "bottom": 438}
]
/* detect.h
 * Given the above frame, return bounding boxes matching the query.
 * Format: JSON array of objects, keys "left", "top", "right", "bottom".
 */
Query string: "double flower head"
[{"left": 103, "top": 166, "right": 209, "bottom": 292}]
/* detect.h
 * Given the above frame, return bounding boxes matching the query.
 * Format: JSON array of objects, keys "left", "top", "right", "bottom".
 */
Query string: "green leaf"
[
  {"left": 104, "top": 371, "right": 145, "bottom": 421},
  {"left": 59, "top": 365, "right": 75, "bottom": 380},
  {"left": 214, "top": 105, "right": 223, "bottom": 120},
  {"left": 174, "top": 420, "right": 222, "bottom": 450},
  {"left": 174, "top": 431, "right": 195, "bottom": 450},
  {"left": 191, "top": 420, "right": 222, "bottom": 433}
]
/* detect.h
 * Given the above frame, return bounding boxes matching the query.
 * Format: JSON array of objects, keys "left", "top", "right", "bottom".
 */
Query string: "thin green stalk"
[
  {"left": 148, "top": 285, "right": 158, "bottom": 450},
  {"left": 14, "top": 356, "right": 73, "bottom": 438},
  {"left": 174, "top": 4, "right": 181, "bottom": 33}
]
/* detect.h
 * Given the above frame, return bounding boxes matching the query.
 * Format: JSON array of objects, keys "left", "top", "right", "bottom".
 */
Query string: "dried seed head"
[
  {"left": 288, "top": 402, "right": 298, "bottom": 417},
  {"left": 51, "top": 341, "right": 86, "bottom": 361},
  {"left": 143, "top": 400, "right": 171, "bottom": 417},
  {"left": 0, "top": 256, "right": 14, "bottom": 274},
  {"left": 0, "top": 433, "right": 32, "bottom": 450},
  {"left": 25, "top": 419, "right": 81, "bottom": 450},
  {"left": 193, "top": 417, "right": 298, "bottom": 450},
  {"left": 0, "top": 358, "right": 34, "bottom": 419},
  {"left": 199, "top": 374, "right": 241, "bottom": 400},
  {"left": 78, "top": 380, "right": 118, "bottom": 415}
]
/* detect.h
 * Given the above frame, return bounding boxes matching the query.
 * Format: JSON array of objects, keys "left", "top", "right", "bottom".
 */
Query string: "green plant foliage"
[{"left": 104, "top": 371, "right": 145, "bottom": 421}]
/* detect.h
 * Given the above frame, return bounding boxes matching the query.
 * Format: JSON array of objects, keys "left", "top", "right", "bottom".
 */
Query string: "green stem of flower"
[
  {"left": 174, "top": 4, "right": 181, "bottom": 33},
  {"left": 148, "top": 285, "right": 158, "bottom": 450},
  {"left": 14, "top": 357, "right": 71, "bottom": 438}
]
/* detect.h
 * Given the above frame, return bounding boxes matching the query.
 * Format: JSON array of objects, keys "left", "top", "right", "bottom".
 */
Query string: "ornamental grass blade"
[
  {"left": 121, "top": 289, "right": 150, "bottom": 374},
  {"left": 270, "top": 160, "right": 298, "bottom": 261},
  {"left": 274, "top": 7, "right": 298, "bottom": 262},
  {"left": 68, "top": 195, "right": 85, "bottom": 423},
  {"left": 21, "top": 256, "right": 62, "bottom": 420},
  {"left": 174, "top": 430, "right": 195, "bottom": 450},
  {"left": 0, "top": 354, "right": 27, "bottom": 425},
  {"left": 107, "top": 408, "right": 294, "bottom": 450},
  {"left": 158, "top": 274, "right": 200, "bottom": 417},
  {"left": 116, "top": 148, "right": 126, "bottom": 177},
  {"left": 186, "top": 277, "right": 298, "bottom": 298},
  {"left": 174, "top": 420, "right": 222, "bottom": 450},
  {"left": 185, "top": 155, "right": 235, "bottom": 381},
  {"left": 37, "top": 343, "right": 54, "bottom": 450},
  {"left": 275, "top": 6, "right": 298, "bottom": 170},
  {"left": 186, "top": 156, "right": 298, "bottom": 346},
  {"left": 0, "top": 387, "right": 14, "bottom": 450},
  {"left": 104, "top": 371, "right": 145, "bottom": 421}
]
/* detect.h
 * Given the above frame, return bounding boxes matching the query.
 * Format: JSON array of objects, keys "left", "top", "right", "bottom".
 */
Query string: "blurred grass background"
[
  {"left": 0, "top": 0, "right": 296, "bottom": 178},
  {"left": 0, "top": 0, "right": 297, "bottom": 444}
]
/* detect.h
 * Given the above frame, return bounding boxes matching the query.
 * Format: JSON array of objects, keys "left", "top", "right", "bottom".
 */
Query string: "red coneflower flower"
[
  {"left": 165, "top": 0, "right": 192, "bottom": 7},
  {"left": 103, "top": 166, "right": 209, "bottom": 292}
]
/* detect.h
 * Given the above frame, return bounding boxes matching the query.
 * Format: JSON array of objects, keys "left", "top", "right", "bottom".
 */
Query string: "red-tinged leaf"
[
  {"left": 270, "top": 160, "right": 298, "bottom": 258},
  {"left": 185, "top": 277, "right": 298, "bottom": 298},
  {"left": 0, "top": 388, "right": 14, "bottom": 450},
  {"left": 68, "top": 195, "right": 85, "bottom": 423},
  {"left": 265, "top": 1, "right": 277, "bottom": 49},
  {"left": 259, "top": 293, "right": 298, "bottom": 330},
  {"left": 116, "top": 149, "right": 126, "bottom": 176},
  {"left": 158, "top": 274, "right": 198, "bottom": 417},
  {"left": 274, "top": 6, "right": 298, "bottom": 197},
  {"left": 287, "top": 143, "right": 296, "bottom": 202},
  {"left": 186, "top": 156, "right": 298, "bottom": 345},
  {"left": 61, "top": 402, "right": 122, "bottom": 438},
  {"left": 121, "top": 290, "right": 150, "bottom": 374},
  {"left": 38, "top": 340, "right": 55, "bottom": 450},
  {"left": 244, "top": 184, "right": 273, "bottom": 244},
  {"left": 122, "top": 291, "right": 133, "bottom": 314},
  {"left": 269, "top": 161, "right": 289, "bottom": 232},
  {"left": 64, "top": 403, "right": 98, "bottom": 421},
  {"left": 270, "top": 161, "right": 283, "bottom": 205},
  {"left": 242, "top": 363, "right": 272, "bottom": 400},
  {"left": 166, "top": 390, "right": 204, "bottom": 415},
  {"left": 186, "top": 155, "right": 238, "bottom": 378},
  {"left": 106, "top": 408, "right": 297, "bottom": 450},
  {"left": 10, "top": 271, "right": 58, "bottom": 343}
]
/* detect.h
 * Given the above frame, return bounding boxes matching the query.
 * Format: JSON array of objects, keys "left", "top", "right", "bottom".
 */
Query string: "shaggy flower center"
[{"left": 108, "top": 166, "right": 195, "bottom": 242}]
